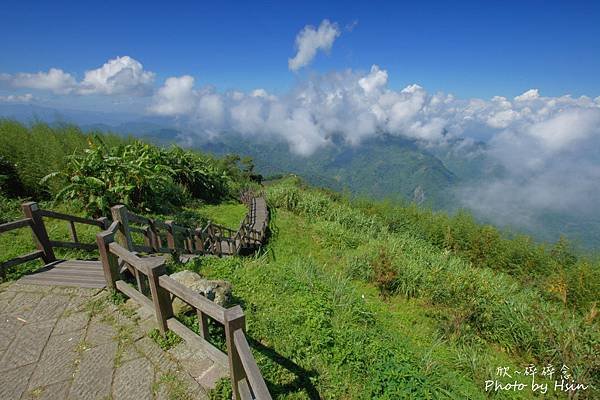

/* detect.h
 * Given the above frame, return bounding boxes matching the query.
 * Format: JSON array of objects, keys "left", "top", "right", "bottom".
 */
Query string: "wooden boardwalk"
[{"left": 18, "top": 259, "right": 106, "bottom": 288}]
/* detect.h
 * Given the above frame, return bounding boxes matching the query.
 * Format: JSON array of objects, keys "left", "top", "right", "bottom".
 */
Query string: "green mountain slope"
[{"left": 199, "top": 134, "right": 458, "bottom": 208}]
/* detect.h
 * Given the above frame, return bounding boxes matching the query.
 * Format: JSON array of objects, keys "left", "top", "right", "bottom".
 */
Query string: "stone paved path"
[{"left": 0, "top": 281, "right": 227, "bottom": 400}]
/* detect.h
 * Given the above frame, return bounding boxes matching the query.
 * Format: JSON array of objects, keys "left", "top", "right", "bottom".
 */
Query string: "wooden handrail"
[
  {"left": 158, "top": 275, "right": 226, "bottom": 323},
  {"left": 233, "top": 329, "right": 272, "bottom": 399},
  {"left": 39, "top": 209, "right": 106, "bottom": 227},
  {"left": 95, "top": 193, "right": 271, "bottom": 399},
  {"left": 0, "top": 218, "right": 32, "bottom": 234}
]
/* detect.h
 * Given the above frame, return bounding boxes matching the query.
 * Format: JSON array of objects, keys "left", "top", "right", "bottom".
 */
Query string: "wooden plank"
[
  {"left": 60, "top": 260, "right": 103, "bottom": 267},
  {"left": 108, "top": 242, "right": 149, "bottom": 273},
  {"left": 37, "top": 268, "right": 105, "bottom": 278},
  {"left": 0, "top": 218, "right": 32, "bottom": 234},
  {"left": 238, "top": 378, "right": 253, "bottom": 400},
  {"left": 234, "top": 329, "right": 271, "bottom": 400},
  {"left": 49, "top": 241, "right": 97, "bottom": 251},
  {"left": 158, "top": 275, "right": 226, "bottom": 323},
  {"left": 20, "top": 271, "right": 106, "bottom": 285},
  {"left": 18, "top": 276, "right": 106, "bottom": 288},
  {"left": 166, "top": 317, "right": 229, "bottom": 369},
  {"left": 125, "top": 212, "right": 151, "bottom": 225},
  {"left": 0, "top": 250, "right": 44, "bottom": 270},
  {"left": 39, "top": 209, "right": 105, "bottom": 227},
  {"left": 132, "top": 244, "right": 155, "bottom": 254}
]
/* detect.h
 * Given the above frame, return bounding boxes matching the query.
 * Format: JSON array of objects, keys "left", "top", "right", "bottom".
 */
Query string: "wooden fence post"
[
  {"left": 165, "top": 221, "right": 176, "bottom": 250},
  {"left": 146, "top": 261, "right": 173, "bottom": 335},
  {"left": 225, "top": 305, "right": 246, "bottom": 400},
  {"left": 97, "top": 217, "right": 109, "bottom": 230},
  {"left": 21, "top": 202, "right": 55, "bottom": 263},
  {"left": 197, "top": 310, "right": 210, "bottom": 339},
  {"left": 96, "top": 230, "right": 120, "bottom": 290},
  {"left": 111, "top": 205, "right": 134, "bottom": 251},
  {"left": 225, "top": 306, "right": 247, "bottom": 400}
]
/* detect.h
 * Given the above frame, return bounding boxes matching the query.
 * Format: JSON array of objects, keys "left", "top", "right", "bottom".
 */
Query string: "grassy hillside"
[
  {"left": 163, "top": 177, "right": 595, "bottom": 399},
  {"left": 1, "top": 121, "right": 598, "bottom": 398}
]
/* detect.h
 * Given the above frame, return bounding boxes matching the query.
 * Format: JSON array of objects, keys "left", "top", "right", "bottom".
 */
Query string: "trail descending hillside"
[{"left": 195, "top": 177, "right": 599, "bottom": 399}]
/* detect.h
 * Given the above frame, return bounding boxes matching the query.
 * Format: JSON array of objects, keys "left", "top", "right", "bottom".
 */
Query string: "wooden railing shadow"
[{"left": 246, "top": 336, "right": 321, "bottom": 400}]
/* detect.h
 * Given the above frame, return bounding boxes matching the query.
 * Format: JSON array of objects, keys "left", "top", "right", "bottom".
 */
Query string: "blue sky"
[{"left": 1, "top": 0, "right": 599, "bottom": 98}]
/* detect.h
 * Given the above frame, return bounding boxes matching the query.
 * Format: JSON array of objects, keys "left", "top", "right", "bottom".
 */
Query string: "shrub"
[{"left": 370, "top": 247, "right": 397, "bottom": 298}]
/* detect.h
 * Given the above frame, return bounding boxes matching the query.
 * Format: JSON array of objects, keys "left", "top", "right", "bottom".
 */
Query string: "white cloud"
[
  {"left": 358, "top": 65, "right": 388, "bottom": 94},
  {"left": 8, "top": 68, "right": 77, "bottom": 94},
  {"left": 148, "top": 75, "right": 196, "bottom": 115},
  {"left": 0, "top": 93, "right": 33, "bottom": 102},
  {"left": 0, "top": 56, "right": 155, "bottom": 97},
  {"left": 79, "top": 56, "right": 155, "bottom": 95},
  {"left": 288, "top": 19, "right": 341, "bottom": 71},
  {"left": 514, "top": 88, "right": 540, "bottom": 102}
]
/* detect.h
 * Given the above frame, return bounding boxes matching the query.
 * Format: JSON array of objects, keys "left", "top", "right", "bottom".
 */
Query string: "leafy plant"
[{"left": 148, "top": 328, "right": 182, "bottom": 350}]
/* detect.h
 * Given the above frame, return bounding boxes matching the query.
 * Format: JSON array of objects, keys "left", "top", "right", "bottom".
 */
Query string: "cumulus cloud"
[
  {"left": 149, "top": 65, "right": 462, "bottom": 154},
  {"left": 148, "top": 75, "right": 196, "bottom": 115},
  {"left": 79, "top": 56, "right": 155, "bottom": 95},
  {"left": 288, "top": 19, "right": 341, "bottom": 71},
  {"left": 3, "top": 68, "right": 77, "bottom": 94},
  {"left": 147, "top": 67, "right": 600, "bottom": 237},
  {"left": 0, "top": 56, "right": 154, "bottom": 96}
]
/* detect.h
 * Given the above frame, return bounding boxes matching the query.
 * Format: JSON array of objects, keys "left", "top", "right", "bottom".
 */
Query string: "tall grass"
[
  {"left": 0, "top": 119, "right": 128, "bottom": 198},
  {"left": 266, "top": 178, "right": 600, "bottom": 395}
]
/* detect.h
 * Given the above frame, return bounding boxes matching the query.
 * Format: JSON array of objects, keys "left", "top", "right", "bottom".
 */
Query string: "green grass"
[
  {"left": 2, "top": 161, "right": 598, "bottom": 398},
  {"left": 192, "top": 209, "right": 561, "bottom": 399},
  {"left": 196, "top": 202, "right": 248, "bottom": 228}
]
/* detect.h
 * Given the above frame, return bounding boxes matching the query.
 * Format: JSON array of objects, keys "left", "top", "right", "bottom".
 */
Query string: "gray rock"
[{"left": 169, "top": 271, "right": 231, "bottom": 314}]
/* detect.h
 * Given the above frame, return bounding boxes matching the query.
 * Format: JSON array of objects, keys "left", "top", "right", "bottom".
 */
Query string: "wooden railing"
[
  {"left": 109, "top": 196, "right": 269, "bottom": 258},
  {"left": 97, "top": 222, "right": 272, "bottom": 399},
  {"left": 0, "top": 202, "right": 108, "bottom": 278}
]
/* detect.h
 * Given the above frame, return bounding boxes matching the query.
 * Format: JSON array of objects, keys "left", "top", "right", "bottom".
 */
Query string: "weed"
[{"left": 148, "top": 328, "right": 182, "bottom": 351}]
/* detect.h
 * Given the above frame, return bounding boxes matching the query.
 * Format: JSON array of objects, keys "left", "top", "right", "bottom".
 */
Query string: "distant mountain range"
[{"left": 1, "top": 103, "right": 598, "bottom": 249}]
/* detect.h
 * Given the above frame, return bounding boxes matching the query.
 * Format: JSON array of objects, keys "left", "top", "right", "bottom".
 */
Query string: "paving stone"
[
  {"left": 0, "top": 299, "right": 11, "bottom": 311},
  {"left": 113, "top": 357, "right": 154, "bottom": 400},
  {"left": 169, "top": 342, "right": 213, "bottom": 379},
  {"left": 53, "top": 311, "right": 90, "bottom": 335},
  {"left": 0, "top": 288, "right": 17, "bottom": 303},
  {"left": 154, "top": 369, "right": 208, "bottom": 400},
  {"left": 197, "top": 363, "right": 227, "bottom": 390},
  {"left": 64, "top": 294, "right": 92, "bottom": 312},
  {"left": 7, "top": 283, "right": 54, "bottom": 293},
  {"left": 135, "top": 337, "right": 179, "bottom": 373},
  {"left": 68, "top": 341, "right": 117, "bottom": 400},
  {"left": 0, "top": 363, "right": 36, "bottom": 400},
  {"left": 85, "top": 317, "right": 117, "bottom": 346},
  {"left": 23, "top": 380, "right": 71, "bottom": 400},
  {"left": 117, "top": 343, "right": 143, "bottom": 364},
  {"left": 4, "top": 291, "right": 45, "bottom": 316},
  {"left": 28, "top": 293, "right": 69, "bottom": 322},
  {"left": 0, "top": 313, "right": 22, "bottom": 351},
  {"left": 52, "top": 286, "right": 100, "bottom": 297},
  {"left": 0, "top": 319, "right": 54, "bottom": 371},
  {"left": 28, "top": 331, "right": 83, "bottom": 388}
]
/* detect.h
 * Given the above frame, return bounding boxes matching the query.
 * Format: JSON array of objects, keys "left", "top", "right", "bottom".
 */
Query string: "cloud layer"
[
  {"left": 288, "top": 19, "right": 341, "bottom": 71},
  {"left": 1, "top": 41, "right": 599, "bottom": 237},
  {"left": 0, "top": 56, "right": 154, "bottom": 96}
]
